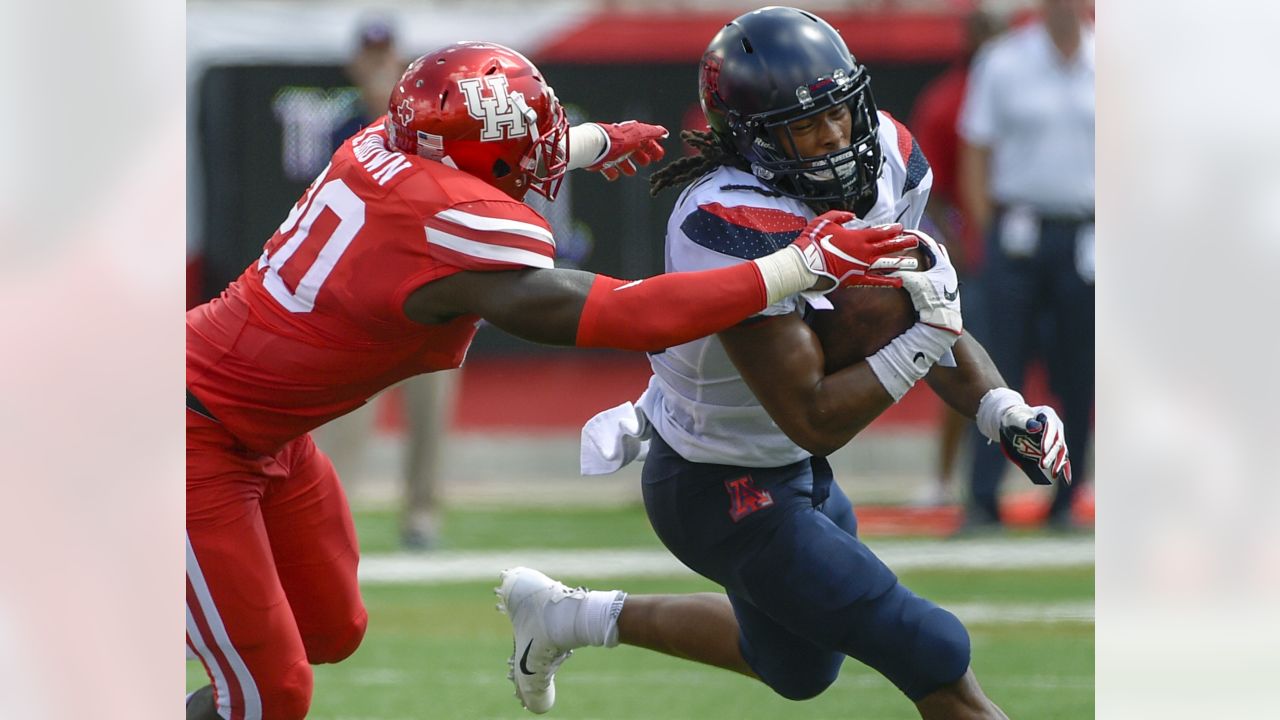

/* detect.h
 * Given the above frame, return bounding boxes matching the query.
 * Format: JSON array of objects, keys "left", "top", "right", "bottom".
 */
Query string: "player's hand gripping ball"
[{"left": 808, "top": 243, "right": 929, "bottom": 373}]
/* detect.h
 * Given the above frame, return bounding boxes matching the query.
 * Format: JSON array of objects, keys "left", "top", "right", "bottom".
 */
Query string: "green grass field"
[{"left": 188, "top": 506, "right": 1094, "bottom": 719}]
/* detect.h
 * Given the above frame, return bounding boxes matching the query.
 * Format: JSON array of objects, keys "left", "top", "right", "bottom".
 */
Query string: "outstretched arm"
[
  {"left": 403, "top": 214, "right": 918, "bottom": 352},
  {"left": 403, "top": 264, "right": 770, "bottom": 350}
]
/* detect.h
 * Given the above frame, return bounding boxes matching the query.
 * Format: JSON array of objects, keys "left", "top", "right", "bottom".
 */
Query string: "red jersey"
[{"left": 187, "top": 120, "right": 556, "bottom": 453}]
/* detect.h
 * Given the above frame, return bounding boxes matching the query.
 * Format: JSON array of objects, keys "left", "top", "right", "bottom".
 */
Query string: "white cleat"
[{"left": 495, "top": 567, "right": 585, "bottom": 714}]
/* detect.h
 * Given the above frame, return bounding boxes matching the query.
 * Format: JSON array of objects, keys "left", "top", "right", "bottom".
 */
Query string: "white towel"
[{"left": 580, "top": 400, "right": 652, "bottom": 475}]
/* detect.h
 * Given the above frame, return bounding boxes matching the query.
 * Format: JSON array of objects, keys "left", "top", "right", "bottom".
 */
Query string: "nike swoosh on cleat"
[{"left": 519, "top": 639, "right": 536, "bottom": 675}]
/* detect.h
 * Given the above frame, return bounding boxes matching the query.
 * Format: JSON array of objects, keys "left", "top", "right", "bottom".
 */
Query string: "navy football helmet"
[{"left": 699, "top": 6, "right": 883, "bottom": 215}]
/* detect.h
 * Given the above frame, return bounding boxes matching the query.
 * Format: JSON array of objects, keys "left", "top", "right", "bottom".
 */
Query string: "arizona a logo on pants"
[
  {"left": 458, "top": 75, "right": 531, "bottom": 141},
  {"left": 725, "top": 475, "right": 774, "bottom": 522}
]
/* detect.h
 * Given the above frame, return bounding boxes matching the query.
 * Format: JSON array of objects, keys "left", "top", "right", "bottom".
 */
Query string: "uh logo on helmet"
[
  {"left": 386, "top": 41, "right": 569, "bottom": 201},
  {"left": 698, "top": 7, "right": 884, "bottom": 216}
]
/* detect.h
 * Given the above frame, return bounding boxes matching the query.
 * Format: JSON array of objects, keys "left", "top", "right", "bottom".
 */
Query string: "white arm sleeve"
[{"left": 566, "top": 123, "right": 608, "bottom": 170}]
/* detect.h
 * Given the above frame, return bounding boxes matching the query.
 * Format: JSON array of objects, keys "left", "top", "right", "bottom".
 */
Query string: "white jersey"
[{"left": 641, "top": 111, "right": 934, "bottom": 467}]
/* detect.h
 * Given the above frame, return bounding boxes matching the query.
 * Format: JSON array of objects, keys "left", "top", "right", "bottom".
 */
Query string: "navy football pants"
[{"left": 641, "top": 433, "right": 970, "bottom": 701}]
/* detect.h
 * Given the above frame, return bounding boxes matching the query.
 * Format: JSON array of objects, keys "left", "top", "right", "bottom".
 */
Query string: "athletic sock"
[
  {"left": 547, "top": 589, "right": 627, "bottom": 648},
  {"left": 599, "top": 591, "right": 627, "bottom": 648}
]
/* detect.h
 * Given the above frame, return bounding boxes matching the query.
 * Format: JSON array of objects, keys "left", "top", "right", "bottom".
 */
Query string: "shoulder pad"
[
  {"left": 678, "top": 201, "right": 807, "bottom": 260},
  {"left": 881, "top": 111, "right": 930, "bottom": 195}
]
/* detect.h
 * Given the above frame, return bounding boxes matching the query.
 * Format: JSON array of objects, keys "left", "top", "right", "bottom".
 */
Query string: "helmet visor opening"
[
  {"left": 745, "top": 75, "right": 882, "bottom": 208},
  {"left": 763, "top": 94, "right": 876, "bottom": 176}
]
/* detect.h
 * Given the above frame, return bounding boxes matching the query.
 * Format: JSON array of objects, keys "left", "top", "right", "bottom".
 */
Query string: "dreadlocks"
[{"left": 648, "top": 130, "right": 744, "bottom": 197}]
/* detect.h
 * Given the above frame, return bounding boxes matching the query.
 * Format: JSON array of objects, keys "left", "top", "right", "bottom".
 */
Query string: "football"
[{"left": 807, "top": 246, "right": 926, "bottom": 373}]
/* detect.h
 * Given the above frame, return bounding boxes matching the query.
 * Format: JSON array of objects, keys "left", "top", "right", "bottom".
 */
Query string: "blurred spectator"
[
  {"left": 907, "top": 7, "right": 1004, "bottom": 506},
  {"left": 957, "top": 0, "right": 1094, "bottom": 531},
  {"left": 313, "top": 18, "right": 457, "bottom": 550},
  {"left": 330, "top": 18, "right": 403, "bottom": 150}
]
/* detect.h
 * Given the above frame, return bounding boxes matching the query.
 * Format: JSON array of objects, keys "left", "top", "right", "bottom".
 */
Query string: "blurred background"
[
  {"left": 15, "top": 0, "right": 1280, "bottom": 717},
  {"left": 184, "top": 1, "right": 1099, "bottom": 717}
]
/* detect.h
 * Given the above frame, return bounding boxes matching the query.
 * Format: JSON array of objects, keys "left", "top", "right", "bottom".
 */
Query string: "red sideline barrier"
[
  {"left": 855, "top": 489, "right": 1095, "bottom": 537},
  {"left": 534, "top": 11, "right": 967, "bottom": 64}
]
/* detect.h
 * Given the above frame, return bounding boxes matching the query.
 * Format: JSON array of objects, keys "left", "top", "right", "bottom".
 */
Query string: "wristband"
[
  {"left": 566, "top": 123, "right": 608, "bottom": 170},
  {"left": 866, "top": 323, "right": 960, "bottom": 402},
  {"left": 976, "top": 387, "right": 1025, "bottom": 443},
  {"left": 752, "top": 246, "right": 818, "bottom": 305}
]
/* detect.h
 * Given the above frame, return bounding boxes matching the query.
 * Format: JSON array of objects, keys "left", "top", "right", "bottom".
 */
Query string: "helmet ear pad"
[{"left": 697, "top": 7, "right": 883, "bottom": 212}]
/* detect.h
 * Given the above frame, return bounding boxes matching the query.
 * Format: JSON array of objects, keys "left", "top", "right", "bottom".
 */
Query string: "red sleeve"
[
  {"left": 575, "top": 263, "right": 769, "bottom": 351},
  {"left": 422, "top": 199, "right": 557, "bottom": 271}
]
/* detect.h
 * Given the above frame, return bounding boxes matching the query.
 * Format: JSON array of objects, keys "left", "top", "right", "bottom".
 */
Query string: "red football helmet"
[{"left": 386, "top": 42, "right": 569, "bottom": 201}]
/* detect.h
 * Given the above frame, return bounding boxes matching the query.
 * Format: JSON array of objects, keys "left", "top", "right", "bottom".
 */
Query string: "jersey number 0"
[{"left": 258, "top": 163, "right": 366, "bottom": 313}]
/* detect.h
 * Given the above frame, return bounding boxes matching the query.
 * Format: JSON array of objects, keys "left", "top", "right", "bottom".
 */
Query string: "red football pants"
[{"left": 186, "top": 411, "right": 367, "bottom": 719}]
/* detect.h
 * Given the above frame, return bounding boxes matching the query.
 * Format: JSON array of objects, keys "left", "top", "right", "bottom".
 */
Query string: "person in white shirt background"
[{"left": 957, "top": 0, "right": 1095, "bottom": 532}]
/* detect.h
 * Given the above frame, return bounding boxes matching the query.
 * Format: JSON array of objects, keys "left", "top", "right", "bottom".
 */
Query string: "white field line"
[
  {"left": 357, "top": 537, "right": 1093, "bottom": 585},
  {"left": 949, "top": 601, "right": 1094, "bottom": 624}
]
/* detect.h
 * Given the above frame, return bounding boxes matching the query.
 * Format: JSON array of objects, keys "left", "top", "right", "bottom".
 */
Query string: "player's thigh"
[
  {"left": 262, "top": 434, "right": 367, "bottom": 664},
  {"left": 187, "top": 415, "right": 312, "bottom": 716},
  {"left": 735, "top": 505, "right": 900, "bottom": 642},
  {"left": 737, "top": 505, "right": 970, "bottom": 700},
  {"left": 639, "top": 433, "right": 809, "bottom": 585}
]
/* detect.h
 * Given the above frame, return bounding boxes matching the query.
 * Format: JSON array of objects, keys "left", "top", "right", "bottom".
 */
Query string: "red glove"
[
  {"left": 587, "top": 121, "right": 669, "bottom": 180},
  {"left": 790, "top": 211, "right": 919, "bottom": 292}
]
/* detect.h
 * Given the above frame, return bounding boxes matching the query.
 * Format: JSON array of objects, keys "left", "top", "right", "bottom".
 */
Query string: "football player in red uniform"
[{"left": 185, "top": 41, "right": 922, "bottom": 720}]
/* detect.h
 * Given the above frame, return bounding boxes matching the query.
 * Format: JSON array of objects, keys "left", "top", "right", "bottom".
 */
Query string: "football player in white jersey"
[{"left": 497, "top": 8, "right": 1072, "bottom": 719}]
